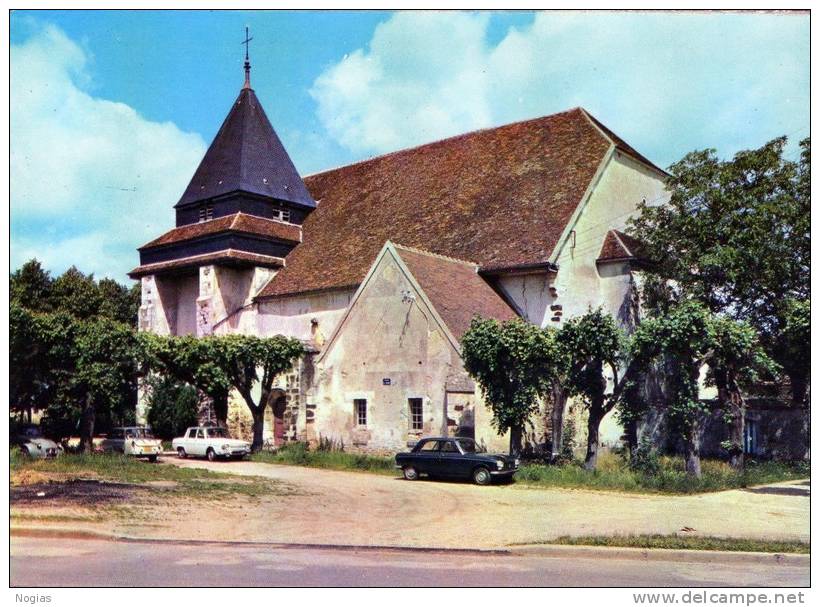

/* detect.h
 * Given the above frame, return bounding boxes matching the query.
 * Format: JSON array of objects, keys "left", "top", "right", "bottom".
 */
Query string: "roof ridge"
[
  {"left": 303, "top": 107, "right": 587, "bottom": 180},
  {"left": 390, "top": 242, "right": 478, "bottom": 267}
]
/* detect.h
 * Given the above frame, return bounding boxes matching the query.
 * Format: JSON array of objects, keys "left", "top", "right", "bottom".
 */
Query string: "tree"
[
  {"left": 98, "top": 279, "right": 141, "bottom": 326},
  {"left": 50, "top": 266, "right": 104, "bottom": 320},
  {"left": 145, "top": 375, "right": 200, "bottom": 440},
  {"left": 461, "top": 318, "right": 563, "bottom": 455},
  {"left": 10, "top": 259, "right": 53, "bottom": 312},
  {"left": 139, "top": 334, "right": 233, "bottom": 427},
  {"left": 707, "top": 316, "right": 777, "bottom": 469},
  {"left": 72, "top": 317, "right": 142, "bottom": 451},
  {"left": 629, "top": 301, "right": 712, "bottom": 477},
  {"left": 558, "top": 309, "right": 635, "bottom": 470},
  {"left": 216, "top": 335, "right": 305, "bottom": 451},
  {"left": 628, "top": 136, "right": 810, "bottom": 404}
]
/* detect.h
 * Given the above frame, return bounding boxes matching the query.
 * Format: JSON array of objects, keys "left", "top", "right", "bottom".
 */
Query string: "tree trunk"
[
  {"left": 624, "top": 419, "right": 639, "bottom": 456},
  {"left": 251, "top": 406, "right": 266, "bottom": 452},
  {"left": 80, "top": 397, "right": 96, "bottom": 453},
  {"left": 509, "top": 424, "right": 523, "bottom": 456},
  {"left": 715, "top": 367, "right": 745, "bottom": 470},
  {"left": 212, "top": 391, "right": 229, "bottom": 427},
  {"left": 550, "top": 383, "right": 567, "bottom": 463},
  {"left": 584, "top": 400, "right": 605, "bottom": 471},
  {"left": 683, "top": 418, "right": 703, "bottom": 477}
]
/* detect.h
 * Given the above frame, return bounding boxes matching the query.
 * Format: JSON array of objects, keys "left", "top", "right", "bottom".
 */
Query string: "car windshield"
[
  {"left": 207, "top": 428, "right": 229, "bottom": 438},
  {"left": 456, "top": 439, "right": 485, "bottom": 453},
  {"left": 125, "top": 428, "right": 155, "bottom": 439},
  {"left": 21, "top": 427, "right": 42, "bottom": 438}
]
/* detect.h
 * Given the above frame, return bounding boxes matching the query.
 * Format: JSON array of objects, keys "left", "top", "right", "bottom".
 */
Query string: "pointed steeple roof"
[{"left": 175, "top": 86, "right": 316, "bottom": 209}]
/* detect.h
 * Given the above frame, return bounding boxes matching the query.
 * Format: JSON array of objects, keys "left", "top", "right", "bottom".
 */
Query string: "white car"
[
  {"left": 172, "top": 426, "right": 250, "bottom": 461},
  {"left": 101, "top": 426, "right": 163, "bottom": 462},
  {"left": 13, "top": 425, "right": 62, "bottom": 459}
]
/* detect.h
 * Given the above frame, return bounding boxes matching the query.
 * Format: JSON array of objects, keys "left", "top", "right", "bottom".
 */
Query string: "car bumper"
[{"left": 490, "top": 468, "right": 518, "bottom": 477}]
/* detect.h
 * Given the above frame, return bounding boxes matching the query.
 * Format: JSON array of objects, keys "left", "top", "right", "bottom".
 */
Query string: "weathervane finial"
[{"left": 242, "top": 26, "right": 253, "bottom": 89}]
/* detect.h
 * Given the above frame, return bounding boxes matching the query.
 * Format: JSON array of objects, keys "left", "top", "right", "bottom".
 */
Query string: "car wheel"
[
  {"left": 402, "top": 466, "right": 419, "bottom": 481},
  {"left": 148, "top": 455, "right": 158, "bottom": 463},
  {"left": 473, "top": 466, "right": 491, "bottom": 486},
  {"left": 206, "top": 448, "right": 216, "bottom": 462},
  {"left": 177, "top": 447, "right": 187, "bottom": 459}
]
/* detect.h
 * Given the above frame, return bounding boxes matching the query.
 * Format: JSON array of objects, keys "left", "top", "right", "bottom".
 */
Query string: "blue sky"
[{"left": 10, "top": 10, "right": 809, "bottom": 282}]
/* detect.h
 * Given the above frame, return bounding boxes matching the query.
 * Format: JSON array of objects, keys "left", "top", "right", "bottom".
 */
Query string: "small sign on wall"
[{"left": 382, "top": 378, "right": 392, "bottom": 385}]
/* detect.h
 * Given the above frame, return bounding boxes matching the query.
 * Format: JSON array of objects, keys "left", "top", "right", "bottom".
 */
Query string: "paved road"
[{"left": 10, "top": 537, "right": 809, "bottom": 587}]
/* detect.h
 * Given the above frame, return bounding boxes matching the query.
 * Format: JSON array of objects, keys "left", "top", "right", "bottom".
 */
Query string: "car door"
[
  {"left": 438, "top": 440, "right": 469, "bottom": 478},
  {"left": 192, "top": 428, "right": 206, "bottom": 456},
  {"left": 412, "top": 439, "right": 441, "bottom": 474}
]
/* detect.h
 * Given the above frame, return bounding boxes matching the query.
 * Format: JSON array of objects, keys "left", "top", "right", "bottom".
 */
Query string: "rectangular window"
[
  {"left": 354, "top": 399, "right": 367, "bottom": 427},
  {"left": 409, "top": 398, "right": 423, "bottom": 431},
  {"left": 198, "top": 205, "right": 214, "bottom": 222},
  {"left": 272, "top": 207, "right": 291, "bottom": 223}
]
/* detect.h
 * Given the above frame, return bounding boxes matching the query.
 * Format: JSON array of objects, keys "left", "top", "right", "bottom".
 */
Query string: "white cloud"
[
  {"left": 310, "top": 11, "right": 809, "bottom": 165},
  {"left": 11, "top": 24, "right": 207, "bottom": 281}
]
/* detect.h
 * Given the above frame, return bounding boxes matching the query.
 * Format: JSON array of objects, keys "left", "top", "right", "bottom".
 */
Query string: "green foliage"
[
  {"left": 626, "top": 435, "right": 660, "bottom": 476},
  {"left": 461, "top": 317, "right": 564, "bottom": 450},
  {"left": 144, "top": 375, "right": 200, "bottom": 440},
  {"left": 11, "top": 259, "right": 139, "bottom": 325},
  {"left": 251, "top": 443, "right": 395, "bottom": 474},
  {"left": 141, "top": 333, "right": 305, "bottom": 450},
  {"left": 559, "top": 416, "right": 577, "bottom": 463},
  {"left": 514, "top": 452, "right": 808, "bottom": 494},
  {"left": 628, "top": 136, "right": 810, "bottom": 401},
  {"left": 9, "top": 303, "right": 140, "bottom": 439},
  {"left": 10, "top": 259, "right": 53, "bottom": 313},
  {"left": 544, "top": 535, "right": 809, "bottom": 554}
]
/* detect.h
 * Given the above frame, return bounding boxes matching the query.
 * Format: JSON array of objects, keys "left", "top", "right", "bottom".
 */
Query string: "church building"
[{"left": 131, "top": 55, "right": 669, "bottom": 453}]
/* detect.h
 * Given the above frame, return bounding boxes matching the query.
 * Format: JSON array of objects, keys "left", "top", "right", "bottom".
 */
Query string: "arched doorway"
[{"left": 269, "top": 391, "right": 287, "bottom": 446}]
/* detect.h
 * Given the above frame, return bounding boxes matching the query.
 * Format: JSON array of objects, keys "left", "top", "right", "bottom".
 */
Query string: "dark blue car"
[{"left": 395, "top": 437, "right": 519, "bottom": 485}]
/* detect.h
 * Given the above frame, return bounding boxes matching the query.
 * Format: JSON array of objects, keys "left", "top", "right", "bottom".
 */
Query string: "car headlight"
[
  {"left": 496, "top": 460, "right": 504, "bottom": 469},
  {"left": 515, "top": 458, "right": 520, "bottom": 467}
]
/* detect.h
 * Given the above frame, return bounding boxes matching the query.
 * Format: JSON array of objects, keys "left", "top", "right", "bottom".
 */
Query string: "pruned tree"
[
  {"left": 558, "top": 309, "right": 635, "bottom": 470},
  {"left": 216, "top": 335, "right": 306, "bottom": 451},
  {"left": 461, "top": 317, "right": 563, "bottom": 455}
]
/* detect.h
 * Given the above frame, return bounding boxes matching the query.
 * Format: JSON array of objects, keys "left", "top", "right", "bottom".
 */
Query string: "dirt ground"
[{"left": 11, "top": 459, "right": 810, "bottom": 549}]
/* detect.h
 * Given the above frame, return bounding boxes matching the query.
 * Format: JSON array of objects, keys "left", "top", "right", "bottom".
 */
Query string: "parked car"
[
  {"left": 172, "top": 426, "right": 251, "bottom": 461},
  {"left": 395, "top": 437, "right": 519, "bottom": 485},
  {"left": 12, "top": 424, "right": 62, "bottom": 459},
  {"left": 101, "top": 426, "right": 162, "bottom": 462}
]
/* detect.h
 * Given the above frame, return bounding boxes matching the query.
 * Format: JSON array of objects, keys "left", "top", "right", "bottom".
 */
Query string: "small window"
[
  {"left": 272, "top": 207, "right": 291, "bottom": 223},
  {"left": 409, "top": 398, "right": 423, "bottom": 431},
  {"left": 418, "top": 440, "right": 440, "bottom": 452},
  {"left": 196, "top": 429, "right": 205, "bottom": 439},
  {"left": 187, "top": 429, "right": 197, "bottom": 439},
  {"left": 198, "top": 205, "right": 214, "bottom": 222},
  {"left": 354, "top": 399, "right": 367, "bottom": 427}
]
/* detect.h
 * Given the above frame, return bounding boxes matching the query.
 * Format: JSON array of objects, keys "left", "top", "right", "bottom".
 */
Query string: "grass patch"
[
  {"left": 525, "top": 534, "right": 810, "bottom": 554},
  {"left": 10, "top": 512, "right": 105, "bottom": 523},
  {"left": 514, "top": 453, "right": 809, "bottom": 495},
  {"left": 251, "top": 442, "right": 395, "bottom": 475},
  {"left": 10, "top": 451, "right": 290, "bottom": 499}
]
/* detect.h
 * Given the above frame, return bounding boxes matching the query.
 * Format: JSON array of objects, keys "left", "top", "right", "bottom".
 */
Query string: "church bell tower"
[{"left": 130, "top": 30, "right": 314, "bottom": 338}]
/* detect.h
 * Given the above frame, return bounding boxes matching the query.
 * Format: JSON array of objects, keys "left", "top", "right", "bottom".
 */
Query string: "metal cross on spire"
[{"left": 242, "top": 26, "right": 253, "bottom": 89}]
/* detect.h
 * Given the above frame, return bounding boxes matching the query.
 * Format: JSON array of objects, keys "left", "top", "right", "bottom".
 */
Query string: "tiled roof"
[
  {"left": 139, "top": 213, "right": 301, "bottom": 250},
  {"left": 176, "top": 87, "right": 316, "bottom": 209},
  {"left": 597, "top": 229, "right": 647, "bottom": 263},
  {"left": 258, "top": 107, "right": 654, "bottom": 299},
  {"left": 394, "top": 244, "right": 519, "bottom": 341},
  {"left": 128, "top": 249, "right": 285, "bottom": 278}
]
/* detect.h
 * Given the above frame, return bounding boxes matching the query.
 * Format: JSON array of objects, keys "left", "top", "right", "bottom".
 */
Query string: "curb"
[
  {"left": 509, "top": 544, "right": 809, "bottom": 565},
  {"left": 10, "top": 526, "right": 809, "bottom": 565},
  {"left": 9, "top": 527, "right": 509, "bottom": 556}
]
